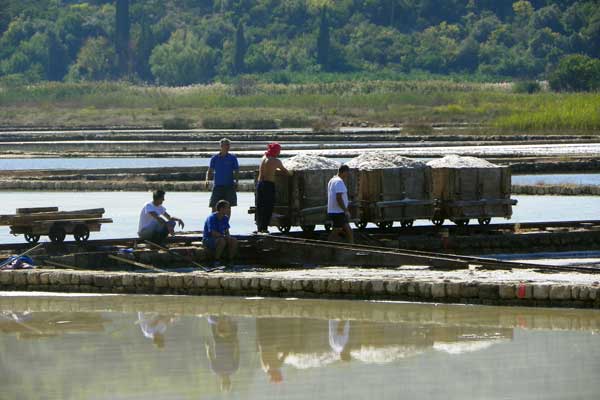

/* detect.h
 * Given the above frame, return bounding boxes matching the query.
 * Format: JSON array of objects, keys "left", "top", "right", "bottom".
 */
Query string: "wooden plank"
[
  {"left": 16, "top": 207, "right": 59, "bottom": 214},
  {"left": 28, "top": 218, "right": 113, "bottom": 226},
  {"left": 107, "top": 254, "right": 167, "bottom": 273},
  {"left": 8, "top": 208, "right": 105, "bottom": 224},
  {"left": 143, "top": 240, "right": 212, "bottom": 272}
]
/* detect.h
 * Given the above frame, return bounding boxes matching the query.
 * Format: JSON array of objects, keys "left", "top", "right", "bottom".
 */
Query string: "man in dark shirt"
[
  {"left": 203, "top": 200, "right": 238, "bottom": 266},
  {"left": 206, "top": 138, "right": 239, "bottom": 216}
]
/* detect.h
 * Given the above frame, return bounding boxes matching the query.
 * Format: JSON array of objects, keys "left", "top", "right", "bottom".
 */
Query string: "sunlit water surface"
[{"left": 0, "top": 294, "right": 598, "bottom": 400}]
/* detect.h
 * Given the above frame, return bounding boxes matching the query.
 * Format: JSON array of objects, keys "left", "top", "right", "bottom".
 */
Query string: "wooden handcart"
[{"left": 0, "top": 207, "right": 112, "bottom": 243}]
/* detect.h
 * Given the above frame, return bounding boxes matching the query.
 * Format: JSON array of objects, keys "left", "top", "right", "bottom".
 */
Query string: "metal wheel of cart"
[
  {"left": 376, "top": 221, "right": 393, "bottom": 230},
  {"left": 400, "top": 220, "right": 414, "bottom": 228},
  {"left": 432, "top": 218, "right": 445, "bottom": 226},
  {"left": 478, "top": 218, "right": 492, "bottom": 225},
  {"left": 277, "top": 224, "right": 291, "bottom": 233},
  {"left": 355, "top": 221, "right": 368, "bottom": 230},
  {"left": 324, "top": 223, "right": 332, "bottom": 232},
  {"left": 453, "top": 219, "right": 470, "bottom": 226},
  {"left": 73, "top": 224, "right": 90, "bottom": 242},
  {"left": 301, "top": 225, "right": 315, "bottom": 233},
  {"left": 24, "top": 232, "right": 40, "bottom": 243},
  {"left": 48, "top": 224, "right": 66, "bottom": 243}
]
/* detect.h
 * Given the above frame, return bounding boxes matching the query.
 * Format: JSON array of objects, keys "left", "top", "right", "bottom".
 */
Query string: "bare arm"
[
  {"left": 205, "top": 168, "right": 214, "bottom": 183},
  {"left": 275, "top": 159, "right": 289, "bottom": 175},
  {"left": 336, "top": 193, "right": 348, "bottom": 213},
  {"left": 163, "top": 211, "right": 185, "bottom": 228}
]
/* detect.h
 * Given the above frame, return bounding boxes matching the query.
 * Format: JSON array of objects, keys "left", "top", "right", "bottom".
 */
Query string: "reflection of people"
[
  {"left": 206, "top": 138, "right": 239, "bottom": 216},
  {"left": 138, "top": 190, "right": 185, "bottom": 244},
  {"left": 136, "top": 312, "right": 174, "bottom": 349},
  {"left": 327, "top": 165, "right": 354, "bottom": 243},
  {"left": 329, "top": 320, "right": 351, "bottom": 362},
  {"left": 256, "top": 318, "right": 289, "bottom": 383},
  {"left": 202, "top": 200, "right": 238, "bottom": 267},
  {"left": 206, "top": 316, "right": 240, "bottom": 392},
  {"left": 255, "top": 142, "right": 289, "bottom": 233}
]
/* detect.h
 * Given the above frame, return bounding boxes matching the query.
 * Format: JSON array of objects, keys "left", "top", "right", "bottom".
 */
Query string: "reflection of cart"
[
  {"left": 250, "top": 169, "right": 359, "bottom": 233},
  {"left": 0, "top": 207, "right": 112, "bottom": 243},
  {"left": 430, "top": 166, "right": 517, "bottom": 226},
  {"left": 353, "top": 167, "right": 436, "bottom": 230}
]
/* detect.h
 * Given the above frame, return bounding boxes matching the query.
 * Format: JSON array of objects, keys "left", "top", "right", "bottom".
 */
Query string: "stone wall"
[
  {"left": 1, "top": 269, "right": 598, "bottom": 309},
  {"left": 0, "top": 180, "right": 256, "bottom": 192}
]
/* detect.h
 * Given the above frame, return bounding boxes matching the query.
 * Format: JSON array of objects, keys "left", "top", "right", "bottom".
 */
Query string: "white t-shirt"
[
  {"left": 329, "top": 320, "right": 350, "bottom": 354},
  {"left": 138, "top": 201, "right": 166, "bottom": 234},
  {"left": 327, "top": 175, "right": 348, "bottom": 214}
]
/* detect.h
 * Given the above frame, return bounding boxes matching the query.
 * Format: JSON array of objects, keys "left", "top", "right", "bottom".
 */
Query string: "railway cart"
[
  {"left": 250, "top": 169, "right": 359, "bottom": 233},
  {"left": 0, "top": 207, "right": 112, "bottom": 243},
  {"left": 429, "top": 163, "right": 517, "bottom": 226},
  {"left": 353, "top": 166, "right": 436, "bottom": 230}
]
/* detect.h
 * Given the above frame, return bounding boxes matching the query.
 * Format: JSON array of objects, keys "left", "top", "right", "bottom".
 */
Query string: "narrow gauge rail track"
[
  {"left": 0, "top": 220, "right": 599, "bottom": 274},
  {"left": 269, "top": 235, "right": 600, "bottom": 274},
  {"left": 348, "top": 219, "right": 600, "bottom": 237}
]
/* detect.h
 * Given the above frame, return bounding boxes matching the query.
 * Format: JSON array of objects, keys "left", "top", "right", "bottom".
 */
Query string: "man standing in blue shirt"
[
  {"left": 206, "top": 138, "right": 239, "bottom": 216},
  {"left": 203, "top": 200, "right": 238, "bottom": 266}
]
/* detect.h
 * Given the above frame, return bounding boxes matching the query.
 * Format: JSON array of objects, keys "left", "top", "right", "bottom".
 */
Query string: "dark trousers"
[{"left": 256, "top": 181, "right": 275, "bottom": 231}]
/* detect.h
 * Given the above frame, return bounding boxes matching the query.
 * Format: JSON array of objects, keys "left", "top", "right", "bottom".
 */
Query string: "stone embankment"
[
  {"left": 0, "top": 179, "right": 256, "bottom": 192},
  {"left": 1, "top": 267, "right": 599, "bottom": 309},
  {"left": 512, "top": 184, "right": 600, "bottom": 196}
]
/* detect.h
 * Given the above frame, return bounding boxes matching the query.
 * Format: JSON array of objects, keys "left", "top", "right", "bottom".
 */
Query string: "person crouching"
[
  {"left": 138, "top": 190, "right": 185, "bottom": 244},
  {"left": 203, "top": 200, "right": 238, "bottom": 267}
]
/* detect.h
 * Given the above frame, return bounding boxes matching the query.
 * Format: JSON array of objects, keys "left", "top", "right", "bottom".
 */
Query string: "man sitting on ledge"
[
  {"left": 138, "top": 190, "right": 185, "bottom": 244},
  {"left": 203, "top": 199, "right": 238, "bottom": 267}
]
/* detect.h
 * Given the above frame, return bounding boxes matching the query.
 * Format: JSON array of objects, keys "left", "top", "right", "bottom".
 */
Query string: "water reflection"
[
  {"left": 206, "top": 315, "right": 240, "bottom": 392},
  {"left": 0, "top": 295, "right": 599, "bottom": 399},
  {"left": 136, "top": 312, "right": 177, "bottom": 349}
]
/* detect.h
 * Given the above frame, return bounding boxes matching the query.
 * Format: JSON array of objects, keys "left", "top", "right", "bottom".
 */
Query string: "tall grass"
[
  {"left": 0, "top": 81, "right": 598, "bottom": 132},
  {"left": 494, "top": 94, "right": 600, "bottom": 131}
]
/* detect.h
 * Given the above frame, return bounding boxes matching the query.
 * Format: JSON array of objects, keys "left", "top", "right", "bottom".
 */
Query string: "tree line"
[{"left": 0, "top": 0, "right": 599, "bottom": 88}]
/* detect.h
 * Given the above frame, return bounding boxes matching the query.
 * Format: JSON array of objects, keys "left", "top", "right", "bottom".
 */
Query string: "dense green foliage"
[
  {"left": 548, "top": 54, "right": 600, "bottom": 91},
  {"left": 0, "top": 0, "right": 599, "bottom": 87}
]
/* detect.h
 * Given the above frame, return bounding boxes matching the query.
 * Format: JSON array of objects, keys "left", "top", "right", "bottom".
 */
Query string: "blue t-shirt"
[
  {"left": 204, "top": 213, "right": 230, "bottom": 237},
  {"left": 209, "top": 153, "right": 239, "bottom": 186}
]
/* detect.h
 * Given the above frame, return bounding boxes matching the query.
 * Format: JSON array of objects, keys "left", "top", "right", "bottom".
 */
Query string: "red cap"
[{"left": 265, "top": 142, "right": 281, "bottom": 157}]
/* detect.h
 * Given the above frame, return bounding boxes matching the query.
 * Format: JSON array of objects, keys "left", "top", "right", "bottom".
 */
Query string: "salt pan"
[
  {"left": 283, "top": 154, "right": 341, "bottom": 170},
  {"left": 347, "top": 152, "right": 425, "bottom": 170},
  {"left": 427, "top": 154, "right": 498, "bottom": 168}
]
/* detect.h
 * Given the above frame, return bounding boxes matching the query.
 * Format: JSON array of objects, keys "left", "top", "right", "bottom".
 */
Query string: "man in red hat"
[{"left": 255, "top": 143, "right": 289, "bottom": 233}]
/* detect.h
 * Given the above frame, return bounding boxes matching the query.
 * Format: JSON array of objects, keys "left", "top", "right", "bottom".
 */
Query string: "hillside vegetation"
[{"left": 0, "top": 0, "right": 599, "bottom": 85}]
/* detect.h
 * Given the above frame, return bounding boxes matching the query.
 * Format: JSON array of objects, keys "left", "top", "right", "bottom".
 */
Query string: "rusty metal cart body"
[
  {"left": 430, "top": 166, "right": 517, "bottom": 226},
  {"left": 353, "top": 166, "right": 436, "bottom": 229},
  {"left": 0, "top": 207, "right": 112, "bottom": 243},
  {"left": 250, "top": 169, "right": 359, "bottom": 233}
]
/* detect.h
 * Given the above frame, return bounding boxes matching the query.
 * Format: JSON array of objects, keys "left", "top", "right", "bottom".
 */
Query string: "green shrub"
[
  {"left": 512, "top": 80, "right": 541, "bottom": 94},
  {"left": 549, "top": 54, "right": 600, "bottom": 92}
]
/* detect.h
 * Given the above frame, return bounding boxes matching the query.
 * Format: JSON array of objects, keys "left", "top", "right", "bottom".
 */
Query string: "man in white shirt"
[
  {"left": 138, "top": 190, "right": 185, "bottom": 244},
  {"left": 327, "top": 165, "right": 353, "bottom": 243}
]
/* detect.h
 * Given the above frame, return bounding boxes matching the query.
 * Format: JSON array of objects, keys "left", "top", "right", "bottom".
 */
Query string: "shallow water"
[
  {"left": 0, "top": 193, "right": 598, "bottom": 243},
  {"left": 0, "top": 157, "right": 355, "bottom": 170},
  {"left": 0, "top": 294, "right": 598, "bottom": 400},
  {"left": 512, "top": 173, "right": 600, "bottom": 186}
]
